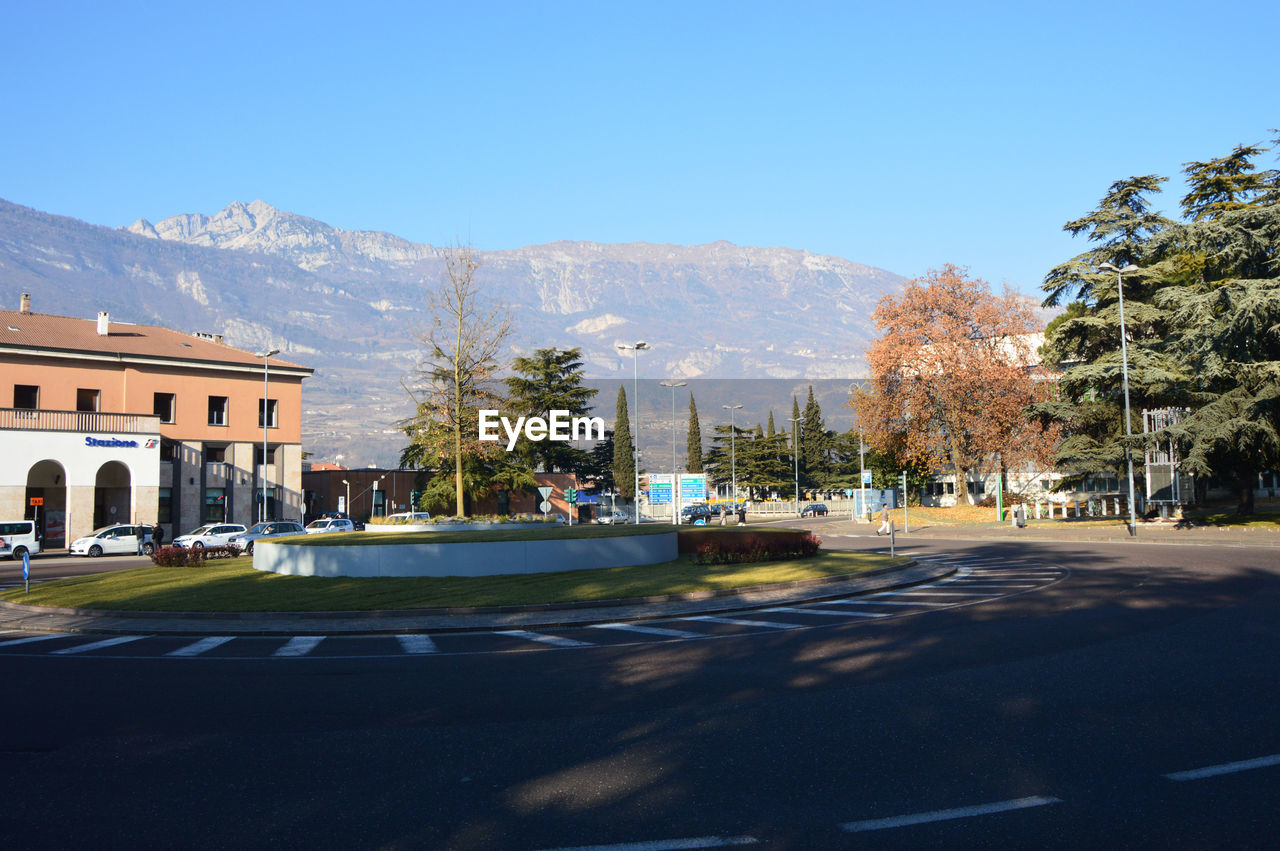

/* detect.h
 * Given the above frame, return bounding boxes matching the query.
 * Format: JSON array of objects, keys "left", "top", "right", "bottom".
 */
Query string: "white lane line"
[
  {"left": 763, "top": 606, "right": 887, "bottom": 618},
  {"left": 495, "top": 630, "right": 594, "bottom": 648},
  {"left": 1163, "top": 753, "right": 1280, "bottom": 782},
  {"left": 0, "top": 634, "right": 67, "bottom": 648},
  {"left": 839, "top": 600, "right": 953, "bottom": 607},
  {"left": 166, "top": 636, "right": 235, "bottom": 657},
  {"left": 396, "top": 634, "right": 439, "bottom": 654},
  {"left": 51, "top": 636, "right": 146, "bottom": 655},
  {"left": 685, "top": 615, "right": 801, "bottom": 630},
  {"left": 840, "top": 795, "right": 1062, "bottom": 833},
  {"left": 589, "top": 623, "right": 705, "bottom": 639},
  {"left": 948, "top": 583, "right": 1038, "bottom": 589},
  {"left": 537, "top": 835, "right": 758, "bottom": 851},
  {"left": 273, "top": 636, "right": 326, "bottom": 657},
  {"left": 892, "top": 591, "right": 999, "bottom": 597}
]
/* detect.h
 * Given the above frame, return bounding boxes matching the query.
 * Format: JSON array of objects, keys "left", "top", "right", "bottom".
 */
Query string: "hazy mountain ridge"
[{"left": 2, "top": 197, "right": 907, "bottom": 465}]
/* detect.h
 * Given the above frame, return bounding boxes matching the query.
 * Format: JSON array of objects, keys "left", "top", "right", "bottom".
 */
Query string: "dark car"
[
  {"left": 316, "top": 511, "right": 365, "bottom": 531},
  {"left": 680, "top": 504, "right": 717, "bottom": 525},
  {"left": 801, "top": 503, "right": 829, "bottom": 517}
]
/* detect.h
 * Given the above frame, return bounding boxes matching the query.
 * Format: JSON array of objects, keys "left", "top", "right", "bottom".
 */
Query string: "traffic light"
[
  {"left": 565, "top": 488, "right": 578, "bottom": 505},
  {"left": 409, "top": 490, "right": 420, "bottom": 509}
]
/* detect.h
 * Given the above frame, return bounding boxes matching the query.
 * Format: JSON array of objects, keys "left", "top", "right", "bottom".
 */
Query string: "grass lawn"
[{"left": 0, "top": 550, "right": 905, "bottom": 613}]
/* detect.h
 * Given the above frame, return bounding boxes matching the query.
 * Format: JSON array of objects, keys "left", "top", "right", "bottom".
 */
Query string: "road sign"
[
  {"left": 844, "top": 488, "right": 854, "bottom": 498},
  {"left": 862, "top": 470, "right": 872, "bottom": 486},
  {"left": 538, "top": 486, "right": 553, "bottom": 500},
  {"left": 22, "top": 550, "right": 30, "bottom": 593},
  {"left": 539, "top": 500, "right": 552, "bottom": 512},
  {"left": 29, "top": 497, "right": 43, "bottom": 506}
]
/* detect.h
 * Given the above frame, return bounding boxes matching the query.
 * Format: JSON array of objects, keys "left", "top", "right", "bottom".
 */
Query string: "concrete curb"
[{"left": 0, "top": 559, "right": 948, "bottom": 636}]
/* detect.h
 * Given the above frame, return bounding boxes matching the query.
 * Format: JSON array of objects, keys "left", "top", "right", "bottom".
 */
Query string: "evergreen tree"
[
  {"left": 504, "top": 347, "right": 597, "bottom": 472},
  {"left": 801, "top": 386, "right": 826, "bottom": 486},
  {"left": 613, "top": 386, "right": 635, "bottom": 499},
  {"left": 686, "top": 394, "right": 704, "bottom": 473},
  {"left": 766, "top": 411, "right": 776, "bottom": 438}
]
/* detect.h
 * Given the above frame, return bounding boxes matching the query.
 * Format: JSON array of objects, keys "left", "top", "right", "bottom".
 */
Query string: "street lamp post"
[
  {"left": 1099, "top": 262, "right": 1140, "bottom": 537},
  {"left": 341, "top": 479, "right": 350, "bottom": 515},
  {"left": 617, "top": 341, "right": 650, "bottom": 523},
  {"left": 659, "top": 379, "right": 687, "bottom": 526},
  {"left": 787, "top": 416, "right": 802, "bottom": 517},
  {"left": 256, "top": 348, "right": 279, "bottom": 523},
  {"left": 723, "top": 404, "right": 743, "bottom": 506}
]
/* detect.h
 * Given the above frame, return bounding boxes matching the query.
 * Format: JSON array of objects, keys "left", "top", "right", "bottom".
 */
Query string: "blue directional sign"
[
  {"left": 22, "top": 550, "right": 30, "bottom": 581},
  {"left": 862, "top": 470, "right": 873, "bottom": 485}
]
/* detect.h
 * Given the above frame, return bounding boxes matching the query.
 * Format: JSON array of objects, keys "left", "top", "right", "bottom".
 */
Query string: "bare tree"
[{"left": 402, "top": 242, "right": 512, "bottom": 516}]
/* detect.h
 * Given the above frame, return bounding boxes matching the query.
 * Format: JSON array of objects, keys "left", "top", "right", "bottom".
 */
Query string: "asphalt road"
[{"left": 2, "top": 533, "right": 1278, "bottom": 849}]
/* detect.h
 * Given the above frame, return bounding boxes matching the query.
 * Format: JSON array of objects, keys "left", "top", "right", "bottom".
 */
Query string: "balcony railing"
[{"left": 0, "top": 408, "right": 161, "bottom": 434}]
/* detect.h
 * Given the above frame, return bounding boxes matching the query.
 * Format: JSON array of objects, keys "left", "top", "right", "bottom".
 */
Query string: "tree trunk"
[
  {"left": 1237, "top": 464, "right": 1256, "bottom": 516},
  {"left": 950, "top": 443, "right": 975, "bottom": 506}
]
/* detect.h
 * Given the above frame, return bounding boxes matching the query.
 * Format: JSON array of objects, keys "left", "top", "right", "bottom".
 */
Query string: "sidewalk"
[{"left": 0, "top": 560, "right": 949, "bottom": 637}]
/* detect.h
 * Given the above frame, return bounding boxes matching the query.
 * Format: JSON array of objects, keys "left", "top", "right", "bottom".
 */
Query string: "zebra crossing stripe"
[
  {"left": 763, "top": 606, "right": 888, "bottom": 618},
  {"left": 52, "top": 636, "right": 145, "bottom": 655},
  {"left": 396, "top": 634, "right": 438, "bottom": 654},
  {"left": 166, "top": 636, "right": 235, "bottom": 657},
  {"left": 589, "top": 623, "right": 705, "bottom": 639},
  {"left": 495, "top": 630, "right": 594, "bottom": 648},
  {"left": 273, "top": 636, "right": 326, "bottom": 657},
  {"left": 0, "top": 634, "right": 66, "bottom": 648},
  {"left": 685, "top": 615, "right": 801, "bottom": 630},
  {"left": 845, "top": 600, "right": 953, "bottom": 607}
]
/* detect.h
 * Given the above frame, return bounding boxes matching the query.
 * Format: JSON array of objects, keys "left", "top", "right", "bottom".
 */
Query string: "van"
[{"left": 0, "top": 521, "right": 42, "bottom": 560}]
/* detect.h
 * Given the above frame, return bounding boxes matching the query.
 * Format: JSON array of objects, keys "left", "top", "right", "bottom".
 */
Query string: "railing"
[{"left": 0, "top": 408, "right": 161, "bottom": 434}]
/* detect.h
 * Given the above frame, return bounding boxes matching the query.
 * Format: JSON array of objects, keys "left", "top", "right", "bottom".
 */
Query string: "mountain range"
[{"left": 1, "top": 197, "right": 908, "bottom": 466}]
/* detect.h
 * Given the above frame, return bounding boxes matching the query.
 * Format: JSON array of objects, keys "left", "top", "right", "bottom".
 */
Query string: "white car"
[
  {"left": 384, "top": 511, "right": 432, "bottom": 523},
  {"left": 69, "top": 524, "right": 154, "bottom": 557},
  {"left": 305, "top": 518, "right": 355, "bottom": 534},
  {"left": 227, "top": 521, "right": 307, "bottom": 555},
  {"left": 593, "top": 510, "right": 631, "bottom": 525},
  {"left": 0, "top": 520, "right": 42, "bottom": 560},
  {"left": 172, "top": 523, "right": 248, "bottom": 550}
]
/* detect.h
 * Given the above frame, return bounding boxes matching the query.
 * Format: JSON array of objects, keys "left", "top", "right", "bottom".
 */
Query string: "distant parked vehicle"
[
  {"left": 172, "top": 523, "right": 248, "bottom": 550},
  {"left": 69, "top": 524, "right": 156, "bottom": 557},
  {"left": 593, "top": 510, "right": 631, "bottom": 525},
  {"left": 227, "top": 521, "right": 307, "bottom": 555},
  {"left": 0, "top": 520, "right": 41, "bottom": 560},
  {"left": 384, "top": 511, "right": 432, "bottom": 523},
  {"left": 305, "top": 518, "right": 355, "bottom": 534},
  {"left": 316, "top": 511, "right": 365, "bottom": 531},
  {"left": 801, "top": 504, "right": 829, "bottom": 517},
  {"left": 680, "top": 504, "right": 717, "bottom": 525}
]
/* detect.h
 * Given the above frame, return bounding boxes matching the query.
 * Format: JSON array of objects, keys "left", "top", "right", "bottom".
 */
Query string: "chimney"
[
  {"left": 19, "top": 293, "right": 30, "bottom": 314},
  {"left": 97, "top": 311, "right": 110, "bottom": 336}
]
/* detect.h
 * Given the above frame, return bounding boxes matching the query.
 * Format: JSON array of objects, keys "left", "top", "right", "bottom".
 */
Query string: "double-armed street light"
[
  {"left": 255, "top": 348, "right": 280, "bottom": 523},
  {"left": 787, "top": 415, "right": 802, "bottom": 517},
  {"left": 617, "top": 341, "right": 650, "bottom": 523},
  {"left": 1099, "top": 262, "right": 1140, "bottom": 537},
  {"left": 659, "top": 379, "right": 687, "bottom": 525}
]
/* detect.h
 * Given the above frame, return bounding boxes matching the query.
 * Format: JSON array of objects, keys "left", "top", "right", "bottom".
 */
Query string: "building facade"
[{"left": 0, "top": 297, "right": 312, "bottom": 545}]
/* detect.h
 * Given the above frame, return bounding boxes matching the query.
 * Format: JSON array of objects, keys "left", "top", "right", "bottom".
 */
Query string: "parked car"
[
  {"left": 384, "top": 511, "right": 432, "bottom": 523},
  {"left": 801, "top": 503, "right": 829, "bottom": 517},
  {"left": 69, "top": 524, "right": 155, "bottom": 557},
  {"left": 305, "top": 518, "right": 355, "bottom": 534},
  {"left": 593, "top": 510, "right": 631, "bottom": 525},
  {"left": 171, "top": 523, "right": 248, "bottom": 550},
  {"left": 680, "top": 504, "right": 717, "bottom": 525},
  {"left": 0, "top": 520, "right": 41, "bottom": 560},
  {"left": 316, "top": 511, "right": 365, "bottom": 531},
  {"left": 227, "top": 521, "right": 307, "bottom": 555}
]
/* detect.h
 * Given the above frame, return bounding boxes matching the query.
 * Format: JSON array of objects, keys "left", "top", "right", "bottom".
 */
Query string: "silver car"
[
  {"left": 227, "top": 521, "right": 306, "bottom": 555},
  {"left": 172, "top": 523, "right": 248, "bottom": 550}
]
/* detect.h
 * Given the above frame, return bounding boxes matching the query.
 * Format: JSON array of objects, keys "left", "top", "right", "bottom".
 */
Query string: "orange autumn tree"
[{"left": 852, "top": 264, "right": 1058, "bottom": 505}]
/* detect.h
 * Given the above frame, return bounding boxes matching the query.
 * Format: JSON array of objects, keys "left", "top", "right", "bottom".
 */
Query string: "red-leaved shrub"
[
  {"left": 677, "top": 528, "right": 822, "bottom": 565},
  {"left": 149, "top": 545, "right": 235, "bottom": 566}
]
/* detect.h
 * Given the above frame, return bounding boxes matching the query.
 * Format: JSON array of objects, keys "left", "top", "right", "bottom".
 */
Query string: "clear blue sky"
[{"left": 3, "top": 0, "right": 1276, "bottom": 298}]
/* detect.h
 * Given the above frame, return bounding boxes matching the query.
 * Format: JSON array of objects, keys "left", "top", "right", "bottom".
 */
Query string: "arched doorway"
[
  {"left": 26, "top": 460, "right": 68, "bottom": 548},
  {"left": 94, "top": 461, "right": 132, "bottom": 529}
]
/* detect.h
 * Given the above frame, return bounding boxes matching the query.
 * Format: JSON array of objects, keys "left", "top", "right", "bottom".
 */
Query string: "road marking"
[
  {"left": 495, "top": 630, "right": 594, "bottom": 648},
  {"left": 892, "top": 591, "right": 1000, "bottom": 597},
  {"left": 589, "top": 623, "right": 705, "bottom": 639},
  {"left": 840, "top": 795, "right": 1062, "bottom": 833},
  {"left": 1163, "top": 753, "right": 1280, "bottom": 782},
  {"left": 949, "top": 583, "right": 1038, "bottom": 588},
  {"left": 838, "top": 600, "right": 953, "bottom": 607},
  {"left": 166, "top": 636, "right": 235, "bottom": 657},
  {"left": 685, "top": 615, "right": 800, "bottom": 630},
  {"left": 763, "top": 606, "right": 887, "bottom": 618},
  {"left": 538, "top": 835, "right": 759, "bottom": 851},
  {"left": 273, "top": 636, "right": 325, "bottom": 657},
  {"left": 51, "top": 636, "right": 145, "bottom": 655},
  {"left": 0, "top": 634, "right": 66, "bottom": 648},
  {"left": 396, "top": 634, "right": 438, "bottom": 654}
]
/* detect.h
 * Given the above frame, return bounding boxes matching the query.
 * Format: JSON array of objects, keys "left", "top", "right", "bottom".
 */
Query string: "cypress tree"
[
  {"left": 686, "top": 394, "right": 703, "bottom": 473},
  {"left": 613, "top": 386, "right": 634, "bottom": 499}
]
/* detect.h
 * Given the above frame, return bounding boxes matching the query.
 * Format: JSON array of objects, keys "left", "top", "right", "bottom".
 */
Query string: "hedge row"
[
  {"left": 676, "top": 528, "right": 822, "bottom": 565},
  {"left": 149, "top": 545, "right": 236, "bottom": 567}
]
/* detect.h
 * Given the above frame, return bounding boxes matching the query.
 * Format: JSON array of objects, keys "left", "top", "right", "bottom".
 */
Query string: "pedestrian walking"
[
  {"left": 876, "top": 502, "right": 892, "bottom": 536},
  {"left": 719, "top": 505, "right": 727, "bottom": 526},
  {"left": 737, "top": 504, "right": 746, "bottom": 525}
]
